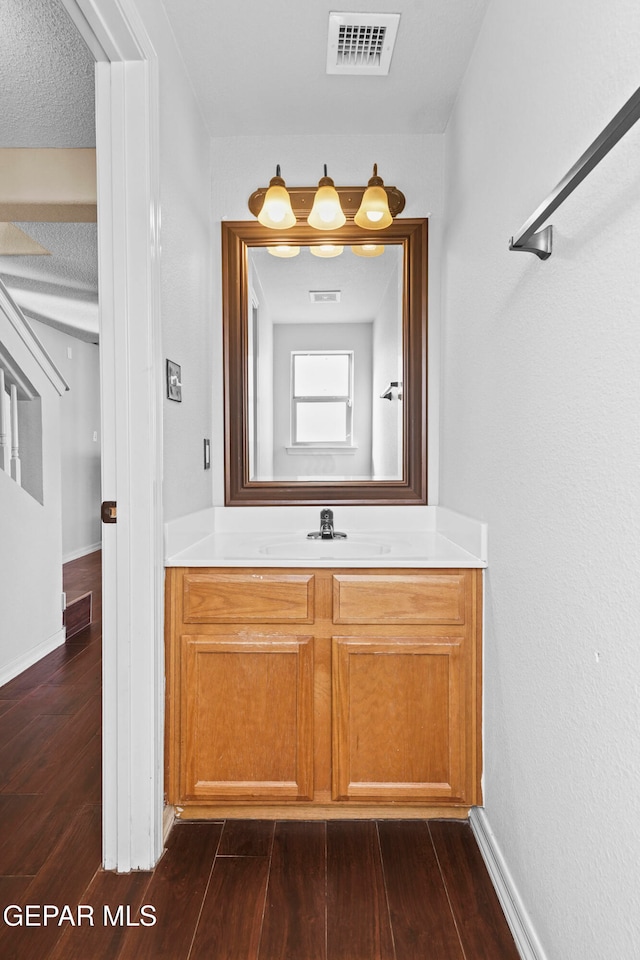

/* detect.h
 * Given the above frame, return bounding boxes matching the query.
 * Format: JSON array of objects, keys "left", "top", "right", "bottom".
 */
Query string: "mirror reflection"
[
  {"left": 247, "top": 244, "right": 404, "bottom": 482},
  {"left": 221, "top": 218, "right": 427, "bottom": 506}
]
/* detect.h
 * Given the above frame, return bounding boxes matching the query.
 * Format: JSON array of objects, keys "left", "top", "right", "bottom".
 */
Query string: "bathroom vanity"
[
  {"left": 163, "top": 214, "right": 485, "bottom": 820},
  {"left": 165, "top": 522, "right": 484, "bottom": 820}
]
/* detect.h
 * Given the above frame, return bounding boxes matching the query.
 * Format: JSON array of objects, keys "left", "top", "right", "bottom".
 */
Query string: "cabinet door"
[
  {"left": 180, "top": 634, "right": 314, "bottom": 801},
  {"left": 332, "top": 636, "right": 469, "bottom": 803}
]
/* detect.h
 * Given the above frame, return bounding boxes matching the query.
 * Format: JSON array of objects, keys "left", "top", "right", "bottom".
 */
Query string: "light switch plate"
[
  {"left": 203, "top": 438, "right": 211, "bottom": 469},
  {"left": 166, "top": 359, "right": 182, "bottom": 402}
]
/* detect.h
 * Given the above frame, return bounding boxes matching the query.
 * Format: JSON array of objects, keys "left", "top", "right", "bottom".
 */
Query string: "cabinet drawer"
[
  {"left": 332, "top": 573, "right": 466, "bottom": 624},
  {"left": 183, "top": 572, "right": 315, "bottom": 623}
]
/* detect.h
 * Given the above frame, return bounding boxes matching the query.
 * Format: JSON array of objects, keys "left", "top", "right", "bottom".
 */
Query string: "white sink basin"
[
  {"left": 165, "top": 525, "right": 486, "bottom": 567},
  {"left": 258, "top": 537, "right": 392, "bottom": 560}
]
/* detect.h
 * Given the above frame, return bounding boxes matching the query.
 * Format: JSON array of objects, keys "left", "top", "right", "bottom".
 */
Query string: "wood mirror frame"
[{"left": 221, "top": 217, "right": 428, "bottom": 506}]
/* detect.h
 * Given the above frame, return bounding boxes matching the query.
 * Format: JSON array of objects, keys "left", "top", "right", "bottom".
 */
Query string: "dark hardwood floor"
[{"left": 0, "top": 551, "right": 520, "bottom": 959}]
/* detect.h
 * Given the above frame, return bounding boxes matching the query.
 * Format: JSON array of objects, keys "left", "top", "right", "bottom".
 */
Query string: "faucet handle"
[{"left": 307, "top": 507, "right": 346, "bottom": 539}]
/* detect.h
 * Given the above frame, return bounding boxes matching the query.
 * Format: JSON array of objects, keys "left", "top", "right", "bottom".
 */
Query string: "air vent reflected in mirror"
[{"left": 309, "top": 290, "right": 341, "bottom": 303}]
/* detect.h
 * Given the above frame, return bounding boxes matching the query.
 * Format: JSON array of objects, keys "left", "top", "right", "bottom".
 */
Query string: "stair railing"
[
  {"left": 0, "top": 367, "right": 8, "bottom": 473},
  {"left": 0, "top": 368, "right": 21, "bottom": 485}
]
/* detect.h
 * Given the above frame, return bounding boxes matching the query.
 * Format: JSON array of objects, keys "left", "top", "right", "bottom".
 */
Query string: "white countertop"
[{"left": 164, "top": 507, "right": 487, "bottom": 569}]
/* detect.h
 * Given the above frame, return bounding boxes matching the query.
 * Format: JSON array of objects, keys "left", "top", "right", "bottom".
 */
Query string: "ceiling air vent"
[
  {"left": 309, "top": 290, "right": 341, "bottom": 303},
  {"left": 326, "top": 12, "right": 400, "bottom": 76}
]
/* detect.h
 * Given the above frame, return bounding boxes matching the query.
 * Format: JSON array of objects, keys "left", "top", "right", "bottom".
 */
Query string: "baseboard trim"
[
  {"left": 470, "top": 807, "right": 548, "bottom": 960},
  {"left": 175, "top": 803, "right": 470, "bottom": 821},
  {"left": 0, "top": 626, "right": 66, "bottom": 688},
  {"left": 63, "top": 542, "right": 102, "bottom": 564}
]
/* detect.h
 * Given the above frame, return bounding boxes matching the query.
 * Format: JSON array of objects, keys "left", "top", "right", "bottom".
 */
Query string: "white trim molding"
[
  {"left": 470, "top": 807, "right": 549, "bottom": 960},
  {"left": 63, "top": 542, "right": 102, "bottom": 564},
  {"left": 0, "top": 627, "right": 66, "bottom": 689}
]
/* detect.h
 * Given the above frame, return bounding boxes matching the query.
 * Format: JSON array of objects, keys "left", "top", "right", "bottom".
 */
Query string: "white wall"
[
  {"left": 29, "top": 320, "right": 101, "bottom": 560},
  {"left": 133, "top": 0, "right": 214, "bottom": 523},
  {"left": 0, "top": 303, "right": 65, "bottom": 682},
  {"left": 371, "top": 262, "right": 402, "bottom": 479},
  {"left": 210, "top": 134, "right": 444, "bottom": 503},
  {"left": 248, "top": 262, "right": 274, "bottom": 479},
  {"left": 0, "top": 454, "right": 64, "bottom": 683},
  {"left": 441, "top": 2, "right": 640, "bottom": 956}
]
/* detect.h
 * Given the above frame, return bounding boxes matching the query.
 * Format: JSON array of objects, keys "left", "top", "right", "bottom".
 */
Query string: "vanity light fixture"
[
  {"left": 248, "top": 166, "right": 405, "bottom": 226},
  {"left": 354, "top": 164, "right": 393, "bottom": 229},
  {"left": 351, "top": 243, "right": 385, "bottom": 257},
  {"left": 310, "top": 244, "right": 344, "bottom": 258},
  {"left": 256, "top": 165, "right": 296, "bottom": 229},
  {"left": 307, "top": 165, "right": 346, "bottom": 230},
  {"left": 267, "top": 244, "right": 300, "bottom": 258}
]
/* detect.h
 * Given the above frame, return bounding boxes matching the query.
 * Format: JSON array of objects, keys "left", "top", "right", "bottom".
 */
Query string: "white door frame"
[{"left": 61, "top": 0, "right": 164, "bottom": 870}]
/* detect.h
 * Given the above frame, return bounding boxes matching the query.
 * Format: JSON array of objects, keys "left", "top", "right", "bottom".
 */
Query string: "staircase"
[
  {"left": 62, "top": 551, "right": 100, "bottom": 640},
  {"left": 0, "top": 277, "right": 71, "bottom": 683},
  {"left": 0, "top": 276, "right": 68, "bottom": 502},
  {"left": 0, "top": 368, "right": 21, "bottom": 483},
  {"left": 63, "top": 589, "right": 93, "bottom": 639}
]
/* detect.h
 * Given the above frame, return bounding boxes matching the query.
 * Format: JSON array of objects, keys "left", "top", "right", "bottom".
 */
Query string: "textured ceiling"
[
  {"left": 0, "top": 0, "right": 95, "bottom": 148},
  {"left": 0, "top": 0, "right": 97, "bottom": 339},
  {"left": 251, "top": 244, "right": 401, "bottom": 324},
  {"left": 160, "top": 0, "right": 491, "bottom": 137}
]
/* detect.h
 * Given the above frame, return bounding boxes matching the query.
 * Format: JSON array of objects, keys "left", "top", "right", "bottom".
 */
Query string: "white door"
[{"left": 63, "top": 0, "right": 164, "bottom": 872}]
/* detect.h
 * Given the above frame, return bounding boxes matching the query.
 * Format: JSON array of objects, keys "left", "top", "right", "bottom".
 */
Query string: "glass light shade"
[
  {"left": 310, "top": 244, "right": 344, "bottom": 258},
  {"left": 354, "top": 184, "right": 393, "bottom": 229},
  {"left": 354, "top": 165, "right": 393, "bottom": 230},
  {"left": 351, "top": 244, "right": 385, "bottom": 258},
  {"left": 267, "top": 245, "right": 300, "bottom": 258},
  {"left": 257, "top": 176, "right": 296, "bottom": 229},
  {"left": 307, "top": 175, "right": 346, "bottom": 230}
]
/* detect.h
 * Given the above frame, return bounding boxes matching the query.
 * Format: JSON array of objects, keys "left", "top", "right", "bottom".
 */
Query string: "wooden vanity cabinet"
[{"left": 165, "top": 567, "right": 482, "bottom": 818}]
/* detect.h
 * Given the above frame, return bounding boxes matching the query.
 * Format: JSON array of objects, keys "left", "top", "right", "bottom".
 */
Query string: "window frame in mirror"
[{"left": 221, "top": 218, "right": 428, "bottom": 505}]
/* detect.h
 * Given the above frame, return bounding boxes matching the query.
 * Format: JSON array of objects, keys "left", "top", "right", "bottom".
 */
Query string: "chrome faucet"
[{"left": 307, "top": 507, "right": 347, "bottom": 540}]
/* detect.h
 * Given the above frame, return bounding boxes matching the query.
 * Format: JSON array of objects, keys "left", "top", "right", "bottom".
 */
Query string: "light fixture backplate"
[{"left": 326, "top": 12, "right": 400, "bottom": 76}]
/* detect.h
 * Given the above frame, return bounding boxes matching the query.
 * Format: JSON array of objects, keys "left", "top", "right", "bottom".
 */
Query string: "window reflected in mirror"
[{"left": 291, "top": 351, "right": 353, "bottom": 447}]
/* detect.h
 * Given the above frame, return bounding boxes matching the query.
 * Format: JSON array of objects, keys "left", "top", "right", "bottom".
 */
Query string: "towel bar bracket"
[{"left": 509, "top": 225, "right": 553, "bottom": 260}]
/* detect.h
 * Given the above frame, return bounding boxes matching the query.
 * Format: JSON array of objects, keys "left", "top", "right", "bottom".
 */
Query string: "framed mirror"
[{"left": 222, "top": 218, "right": 427, "bottom": 505}]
